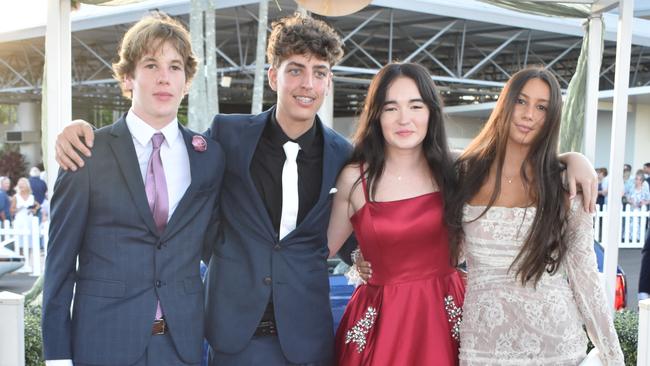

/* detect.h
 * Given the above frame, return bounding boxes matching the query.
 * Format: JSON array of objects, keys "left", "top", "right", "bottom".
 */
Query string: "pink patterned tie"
[{"left": 145, "top": 132, "right": 168, "bottom": 319}]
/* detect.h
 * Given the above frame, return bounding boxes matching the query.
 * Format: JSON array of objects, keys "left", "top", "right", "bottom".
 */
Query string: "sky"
[{"left": 0, "top": 0, "right": 46, "bottom": 35}]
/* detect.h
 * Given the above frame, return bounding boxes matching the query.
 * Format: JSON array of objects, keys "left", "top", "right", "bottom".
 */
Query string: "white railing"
[
  {"left": 0, "top": 217, "right": 49, "bottom": 276},
  {"left": 594, "top": 205, "right": 649, "bottom": 249},
  {"left": 0, "top": 291, "right": 25, "bottom": 366}
]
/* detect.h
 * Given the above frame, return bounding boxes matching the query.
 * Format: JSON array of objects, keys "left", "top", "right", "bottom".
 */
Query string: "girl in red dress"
[{"left": 327, "top": 63, "right": 465, "bottom": 366}]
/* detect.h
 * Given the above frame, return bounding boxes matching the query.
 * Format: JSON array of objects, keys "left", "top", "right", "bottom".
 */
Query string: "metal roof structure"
[{"left": 1, "top": 0, "right": 649, "bottom": 116}]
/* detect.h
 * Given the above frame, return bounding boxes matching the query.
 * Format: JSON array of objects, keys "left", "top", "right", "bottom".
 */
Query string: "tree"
[{"left": 0, "top": 144, "right": 28, "bottom": 192}]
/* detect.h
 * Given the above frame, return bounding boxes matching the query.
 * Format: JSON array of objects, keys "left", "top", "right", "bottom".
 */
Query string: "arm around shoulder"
[
  {"left": 200, "top": 139, "right": 225, "bottom": 264},
  {"left": 55, "top": 120, "right": 96, "bottom": 170},
  {"left": 559, "top": 152, "right": 597, "bottom": 212},
  {"left": 327, "top": 164, "right": 362, "bottom": 257}
]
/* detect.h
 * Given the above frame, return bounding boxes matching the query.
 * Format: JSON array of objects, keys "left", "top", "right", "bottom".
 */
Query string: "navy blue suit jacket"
[
  {"left": 42, "top": 117, "right": 225, "bottom": 365},
  {"left": 204, "top": 107, "right": 352, "bottom": 363}
]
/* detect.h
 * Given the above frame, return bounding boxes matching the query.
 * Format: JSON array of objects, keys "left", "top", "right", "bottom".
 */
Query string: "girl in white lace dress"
[{"left": 448, "top": 67, "right": 624, "bottom": 365}]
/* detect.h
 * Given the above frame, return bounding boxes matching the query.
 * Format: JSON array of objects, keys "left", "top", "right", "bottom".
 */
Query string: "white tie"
[{"left": 279, "top": 141, "right": 301, "bottom": 239}]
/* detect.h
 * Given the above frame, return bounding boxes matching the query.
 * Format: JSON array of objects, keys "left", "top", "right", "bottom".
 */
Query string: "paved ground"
[
  {"left": 619, "top": 248, "right": 643, "bottom": 310},
  {"left": 0, "top": 271, "right": 38, "bottom": 295}
]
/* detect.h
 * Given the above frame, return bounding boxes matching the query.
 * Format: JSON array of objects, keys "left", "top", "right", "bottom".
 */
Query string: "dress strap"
[{"left": 359, "top": 164, "right": 369, "bottom": 203}]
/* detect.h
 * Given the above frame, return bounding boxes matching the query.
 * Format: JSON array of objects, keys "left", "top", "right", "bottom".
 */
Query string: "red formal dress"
[{"left": 335, "top": 173, "right": 464, "bottom": 366}]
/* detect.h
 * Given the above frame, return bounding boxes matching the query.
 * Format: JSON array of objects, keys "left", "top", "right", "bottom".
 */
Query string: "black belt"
[{"left": 254, "top": 319, "right": 277, "bottom": 337}]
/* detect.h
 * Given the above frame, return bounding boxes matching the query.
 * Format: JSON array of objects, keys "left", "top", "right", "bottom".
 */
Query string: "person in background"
[
  {"left": 600, "top": 167, "right": 610, "bottom": 205},
  {"left": 623, "top": 163, "right": 634, "bottom": 203},
  {"left": 639, "top": 223, "right": 650, "bottom": 301},
  {"left": 596, "top": 167, "right": 607, "bottom": 209},
  {"left": 11, "top": 177, "right": 38, "bottom": 253},
  {"left": 28, "top": 166, "right": 48, "bottom": 207},
  {"left": 0, "top": 176, "right": 11, "bottom": 222},
  {"left": 624, "top": 170, "right": 650, "bottom": 241}
]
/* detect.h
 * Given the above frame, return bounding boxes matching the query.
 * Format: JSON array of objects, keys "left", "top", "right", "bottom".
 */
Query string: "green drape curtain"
[{"left": 479, "top": 1, "right": 602, "bottom": 153}]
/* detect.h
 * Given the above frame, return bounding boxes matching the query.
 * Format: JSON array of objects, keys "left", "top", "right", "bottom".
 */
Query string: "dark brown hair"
[
  {"left": 266, "top": 13, "right": 343, "bottom": 67},
  {"left": 350, "top": 63, "right": 456, "bottom": 257},
  {"left": 113, "top": 12, "right": 198, "bottom": 98},
  {"left": 447, "top": 67, "right": 568, "bottom": 285}
]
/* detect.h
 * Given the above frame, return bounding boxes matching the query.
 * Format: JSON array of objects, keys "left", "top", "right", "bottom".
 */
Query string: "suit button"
[
  {"left": 273, "top": 244, "right": 281, "bottom": 251},
  {"left": 157, "top": 242, "right": 163, "bottom": 249},
  {"left": 155, "top": 280, "right": 162, "bottom": 288},
  {"left": 263, "top": 276, "right": 272, "bottom": 285}
]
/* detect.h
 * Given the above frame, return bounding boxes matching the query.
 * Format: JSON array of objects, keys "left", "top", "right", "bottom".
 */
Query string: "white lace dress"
[{"left": 458, "top": 199, "right": 624, "bottom": 366}]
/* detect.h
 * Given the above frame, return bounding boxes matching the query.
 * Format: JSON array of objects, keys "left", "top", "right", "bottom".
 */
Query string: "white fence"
[
  {"left": 0, "top": 217, "right": 49, "bottom": 277},
  {"left": 594, "top": 205, "right": 649, "bottom": 249}
]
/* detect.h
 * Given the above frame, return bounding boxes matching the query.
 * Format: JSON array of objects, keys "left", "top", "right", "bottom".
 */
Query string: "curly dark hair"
[{"left": 266, "top": 13, "right": 343, "bottom": 67}]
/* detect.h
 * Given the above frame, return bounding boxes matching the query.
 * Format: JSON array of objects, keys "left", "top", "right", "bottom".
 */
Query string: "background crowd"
[
  {"left": 597, "top": 163, "right": 650, "bottom": 210},
  {"left": 0, "top": 166, "right": 49, "bottom": 224}
]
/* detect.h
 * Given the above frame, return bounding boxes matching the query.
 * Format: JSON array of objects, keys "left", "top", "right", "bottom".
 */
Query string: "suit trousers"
[
  {"left": 209, "top": 335, "right": 331, "bottom": 366},
  {"left": 76, "top": 333, "right": 199, "bottom": 366}
]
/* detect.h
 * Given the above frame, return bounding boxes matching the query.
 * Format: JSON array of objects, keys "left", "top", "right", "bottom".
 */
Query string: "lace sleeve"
[{"left": 564, "top": 198, "right": 624, "bottom": 365}]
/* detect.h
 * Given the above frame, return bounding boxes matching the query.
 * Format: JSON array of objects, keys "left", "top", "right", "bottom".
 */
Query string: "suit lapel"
[
  {"left": 240, "top": 109, "right": 277, "bottom": 239},
  {"left": 109, "top": 118, "right": 159, "bottom": 236},
  {"left": 162, "top": 125, "right": 210, "bottom": 241}
]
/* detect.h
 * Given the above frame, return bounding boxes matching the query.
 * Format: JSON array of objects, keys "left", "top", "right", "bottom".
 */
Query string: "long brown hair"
[
  {"left": 447, "top": 67, "right": 568, "bottom": 285},
  {"left": 350, "top": 62, "right": 457, "bottom": 258}
]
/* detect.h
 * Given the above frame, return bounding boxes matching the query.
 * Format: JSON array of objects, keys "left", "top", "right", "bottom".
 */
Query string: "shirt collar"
[
  {"left": 125, "top": 109, "right": 180, "bottom": 148},
  {"left": 268, "top": 111, "right": 319, "bottom": 154}
]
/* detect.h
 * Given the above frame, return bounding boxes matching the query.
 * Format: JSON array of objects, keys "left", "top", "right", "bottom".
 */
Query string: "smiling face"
[
  {"left": 124, "top": 40, "right": 188, "bottom": 129},
  {"left": 508, "top": 77, "right": 550, "bottom": 148},
  {"left": 379, "top": 76, "right": 430, "bottom": 154},
  {"left": 268, "top": 53, "right": 331, "bottom": 131}
]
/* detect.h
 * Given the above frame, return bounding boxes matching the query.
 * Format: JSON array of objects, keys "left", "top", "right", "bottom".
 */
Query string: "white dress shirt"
[
  {"left": 45, "top": 111, "right": 191, "bottom": 366},
  {"left": 125, "top": 109, "right": 191, "bottom": 220}
]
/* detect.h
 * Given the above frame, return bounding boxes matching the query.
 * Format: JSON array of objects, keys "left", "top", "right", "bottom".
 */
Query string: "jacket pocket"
[{"left": 76, "top": 278, "right": 126, "bottom": 298}]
